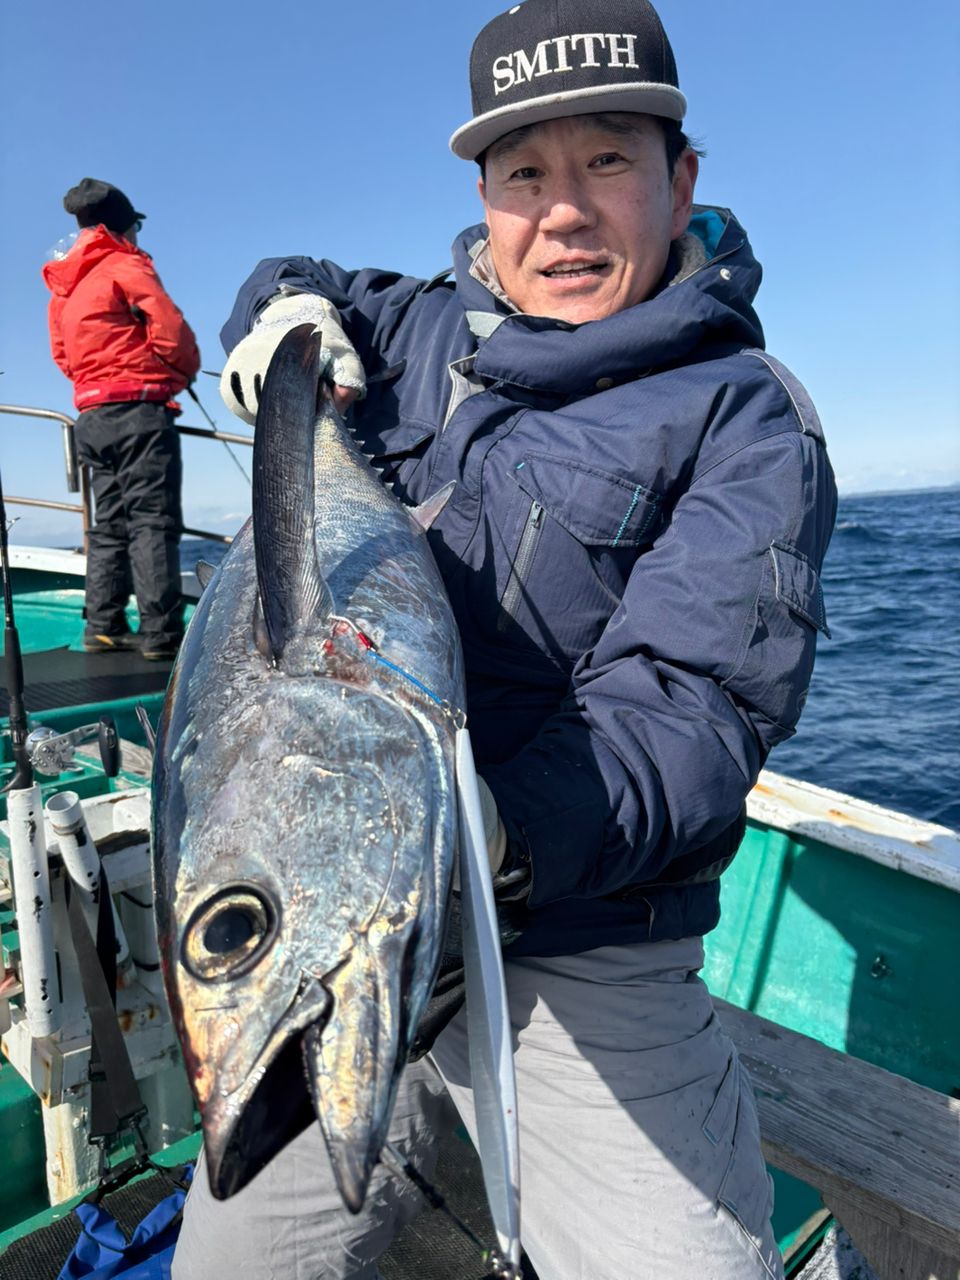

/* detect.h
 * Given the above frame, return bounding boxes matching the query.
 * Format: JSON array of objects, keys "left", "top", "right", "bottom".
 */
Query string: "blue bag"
[{"left": 56, "top": 1167, "right": 192, "bottom": 1280}]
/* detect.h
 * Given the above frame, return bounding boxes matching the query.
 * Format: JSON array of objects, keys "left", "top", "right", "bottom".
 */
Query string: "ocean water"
[
  {"left": 769, "top": 486, "right": 960, "bottom": 830},
  {"left": 182, "top": 485, "right": 960, "bottom": 832}
]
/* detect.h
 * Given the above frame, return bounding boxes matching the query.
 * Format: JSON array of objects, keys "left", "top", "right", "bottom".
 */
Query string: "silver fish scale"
[
  {"left": 300, "top": 412, "right": 462, "bottom": 709},
  {"left": 153, "top": 386, "right": 465, "bottom": 1210}
]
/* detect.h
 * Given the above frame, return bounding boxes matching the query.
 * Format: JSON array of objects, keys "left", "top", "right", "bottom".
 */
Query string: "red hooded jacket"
[{"left": 42, "top": 226, "right": 200, "bottom": 412}]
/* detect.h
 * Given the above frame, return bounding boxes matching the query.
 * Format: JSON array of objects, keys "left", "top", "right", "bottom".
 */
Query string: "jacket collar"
[
  {"left": 42, "top": 225, "right": 147, "bottom": 298},
  {"left": 452, "top": 205, "right": 765, "bottom": 395}
]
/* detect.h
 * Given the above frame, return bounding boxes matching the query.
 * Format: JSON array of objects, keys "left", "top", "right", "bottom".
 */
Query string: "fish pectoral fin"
[
  {"left": 303, "top": 940, "right": 405, "bottom": 1213},
  {"left": 409, "top": 480, "right": 457, "bottom": 532},
  {"left": 196, "top": 559, "right": 218, "bottom": 591},
  {"left": 296, "top": 548, "right": 334, "bottom": 628}
]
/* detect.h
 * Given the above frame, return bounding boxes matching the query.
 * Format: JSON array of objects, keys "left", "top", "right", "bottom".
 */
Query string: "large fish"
[{"left": 152, "top": 323, "right": 465, "bottom": 1211}]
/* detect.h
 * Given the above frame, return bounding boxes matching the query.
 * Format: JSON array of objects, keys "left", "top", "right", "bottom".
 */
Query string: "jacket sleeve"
[
  {"left": 115, "top": 256, "right": 200, "bottom": 382},
  {"left": 47, "top": 297, "right": 70, "bottom": 377},
  {"left": 482, "top": 380, "right": 837, "bottom": 910},
  {"left": 220, "top": 257, "right": 428, "bottom": 371}
]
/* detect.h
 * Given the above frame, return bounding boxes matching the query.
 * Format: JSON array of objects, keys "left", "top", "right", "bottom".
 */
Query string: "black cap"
[
  {"left": 450, "top": 0, "right": 686, "bottom": 161},
  {"left": 63, "top": 178, "right": 146, "bottom": 233}
]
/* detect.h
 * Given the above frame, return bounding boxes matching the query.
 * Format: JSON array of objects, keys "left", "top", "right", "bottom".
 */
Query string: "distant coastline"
[
  {"left": 9, "top": 481, "right": 960, "bottom": 547},
  {"left": 842, "top": 480, "right": 960, "bottom": 500}
]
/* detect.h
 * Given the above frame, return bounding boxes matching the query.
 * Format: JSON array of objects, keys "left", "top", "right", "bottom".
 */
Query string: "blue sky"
[{"left": 2, "top": 0, "right": 958, "bottom": 545}]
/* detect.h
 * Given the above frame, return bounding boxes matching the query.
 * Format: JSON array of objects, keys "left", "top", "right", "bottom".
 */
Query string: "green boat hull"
[
  {"left": 4, "top": 795, "right": 958, "bottom": 1246},
  {"left": 2, "top": 553, "right": 958, "bottom": 1264}
]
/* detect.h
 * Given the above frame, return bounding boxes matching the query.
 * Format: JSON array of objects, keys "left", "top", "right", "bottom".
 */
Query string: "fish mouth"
[
  {"left": 201, "top": 928, "right": 423, "bottom": 1212},
  {"left": 201, "top": 980, "right": 330, "bottom": 1201},
  {"left": 300, "top": 935, "right": 413, "bottom": 1213}
]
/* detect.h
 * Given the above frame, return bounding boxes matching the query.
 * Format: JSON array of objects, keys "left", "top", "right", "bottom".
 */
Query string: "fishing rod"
[
  {"left": 185, "top": 384, "right": 251, "bottom": 485},
  {"left": 380, "top": 1142, "right": 522, "bottom": 1280},
  {"left": 153, "top": 348, "right": 251, "bottom": 485},
  {"left": 0, "top": 466, "right": 32, "bottom": 790}
]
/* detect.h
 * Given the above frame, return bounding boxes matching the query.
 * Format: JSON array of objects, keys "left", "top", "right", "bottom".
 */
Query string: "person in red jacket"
[{"left": 43, "top": 178, "right": 200, "bottom": 661}]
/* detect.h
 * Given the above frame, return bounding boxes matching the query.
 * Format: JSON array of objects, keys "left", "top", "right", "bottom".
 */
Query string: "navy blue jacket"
[{"left": 222, "top": 206, "right": 837, "bottom": 956}]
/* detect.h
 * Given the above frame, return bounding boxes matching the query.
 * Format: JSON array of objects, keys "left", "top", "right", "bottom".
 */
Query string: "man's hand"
[
  {"left": 220, "top": 293, "right": 366, "bottom": 424},
  {"left": 478, "top": 776, "right": 508, "bottom": 876},
  {"left": 481, "top": 779, "right": 533, "bottom": 901},
  {"left": 454, "top": 776, "right": 507, "bottom": 893}
]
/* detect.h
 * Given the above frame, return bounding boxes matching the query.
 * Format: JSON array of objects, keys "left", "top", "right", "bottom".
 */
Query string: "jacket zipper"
[{"left": 498, "top": 500, "right": 544, "bottom": 631}]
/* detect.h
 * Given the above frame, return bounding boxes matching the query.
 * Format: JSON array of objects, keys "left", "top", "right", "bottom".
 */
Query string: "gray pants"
[{"left": 173, "top": 938, "right": 782, "bottom": 1280}]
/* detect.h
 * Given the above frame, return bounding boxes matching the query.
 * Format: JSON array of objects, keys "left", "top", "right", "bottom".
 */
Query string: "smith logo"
[{"left": 492, "top": 34, "right": 641, "bottom": 95}]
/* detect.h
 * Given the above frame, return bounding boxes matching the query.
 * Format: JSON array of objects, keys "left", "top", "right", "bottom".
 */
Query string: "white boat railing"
[
  {"left": 748, "top": 768, "right": 960, "bottom": 892},
  {"left": 0, "top": 404, "right": 80, "bottom": 491},
  {"left": 0, "top": 403, "right": 252, "bottom": 547}
]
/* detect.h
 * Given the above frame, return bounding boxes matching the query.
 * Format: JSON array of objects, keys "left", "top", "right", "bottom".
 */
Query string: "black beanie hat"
[{"left": 63, "top": 178, "right": 146, "bottom": 233}]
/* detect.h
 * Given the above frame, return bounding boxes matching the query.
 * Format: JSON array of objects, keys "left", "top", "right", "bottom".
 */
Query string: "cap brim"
[{"left": 450, "top": 82, "right": 686, "bottom": 161}]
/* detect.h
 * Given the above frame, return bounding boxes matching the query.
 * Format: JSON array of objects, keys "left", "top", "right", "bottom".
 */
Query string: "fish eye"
[
  {"left": 182, "top": 886, "right": 278, "bottom": 981},
  {"left": 205, "top": 907, "right": 254, "bottom": 953}
]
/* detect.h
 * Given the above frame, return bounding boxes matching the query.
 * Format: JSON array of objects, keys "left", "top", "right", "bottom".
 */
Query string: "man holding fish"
[{"left": 172, "top": 1, "right": 835, "bottom": 1276}]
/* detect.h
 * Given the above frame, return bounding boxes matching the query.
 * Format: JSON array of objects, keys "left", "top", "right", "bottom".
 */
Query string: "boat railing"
[
  {"left": 0, "top": 404, "right": 252, "bottom": 548},
  {"left": 716, "top": 997, "right": 960, "bottom": 1276}
]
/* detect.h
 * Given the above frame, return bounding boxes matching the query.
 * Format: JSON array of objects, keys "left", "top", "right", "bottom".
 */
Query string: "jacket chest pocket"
[{"left": 495, "top": 453, "right": 663, "bottom": 662}]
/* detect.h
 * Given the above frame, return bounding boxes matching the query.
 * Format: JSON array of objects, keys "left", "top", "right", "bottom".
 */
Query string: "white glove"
[
  {"left": 454, "top": 776, "right": 507, "bottom": 893},
  {"left": 219, "top": 293, "right": 366, "bottom": 425},
  {"left": 480, "top": 779, "right": 532, "bottom": 899},
  {"left": 478, "top": 777, "right": 508, "bottom": 876}
]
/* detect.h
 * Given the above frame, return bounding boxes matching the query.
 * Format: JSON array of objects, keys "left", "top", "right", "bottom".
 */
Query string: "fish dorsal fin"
[
  {"left": 253, "top": 324, "right": 333, "bottom": 662},
  {"left": 252, "top": 593, "right": 273, "bottom": 660},
  {"left": 409, "top": 480, "right": 457, "bottom": 532},
  {"left": 195, "top": 559, "right": 217, "bottom": 591}
]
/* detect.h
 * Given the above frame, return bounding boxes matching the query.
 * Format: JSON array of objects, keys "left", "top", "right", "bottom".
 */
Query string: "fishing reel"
[{"left": 24, "top": 716, "right": 120, "bottom": 778}]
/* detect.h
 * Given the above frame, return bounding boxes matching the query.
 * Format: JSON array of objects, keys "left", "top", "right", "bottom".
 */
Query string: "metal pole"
[
  {"left": 80, "top": 464, "right": 93, "bottom": 557},
  {"left": 0, "top": 496, "right": 85, "bottom": 514},
  {"left": 0, "top": 405, "right": 79, "bottom": 495},
  {"left": 62, "top": 421, "right": 79, "bottom": 493},
  {"left": 181, "top": 525, "right": 234, "bottom": 544},
  {"left": 176, "top": 424, "right": 254, "bottom": 447},
  {"left": 0, "top": 404, "right": 250, "bottom": 554}
]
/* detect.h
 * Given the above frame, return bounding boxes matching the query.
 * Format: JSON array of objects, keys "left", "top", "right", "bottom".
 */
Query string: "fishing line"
[
  {"left": 380, "top": 1142, "right": 521, "bottom": 1280},
  {"left": 134, "top": 703, "right": 157, "bottom": 754},
  {"left": 329, "top": 615, "right": 463, "bottom": 720},
  {"left": 367, "top": 651, "right": 446, "bottom": 707},
  {"left": 185, "top": 385, "right": 251, "bottom": 485}
]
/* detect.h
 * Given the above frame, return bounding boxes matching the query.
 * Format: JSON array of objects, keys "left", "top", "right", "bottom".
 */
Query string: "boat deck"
[
  {"left": 0, "top": 1131, "right": 539, "bottom": 1280},
  {"left": 0, "top": 645, "right": 174, "bottom": 719}
]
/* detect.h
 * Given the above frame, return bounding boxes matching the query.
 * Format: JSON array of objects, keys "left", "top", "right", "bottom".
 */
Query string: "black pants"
[{"left": 75, "top": 402, "right": 184, "bottom": 648}]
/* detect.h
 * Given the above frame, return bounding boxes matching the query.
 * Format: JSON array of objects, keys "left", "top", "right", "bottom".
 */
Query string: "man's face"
[{"left": 479, "top": 113, "right": 697, "bottom": 324}]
